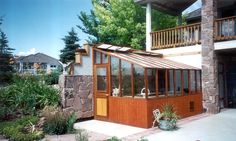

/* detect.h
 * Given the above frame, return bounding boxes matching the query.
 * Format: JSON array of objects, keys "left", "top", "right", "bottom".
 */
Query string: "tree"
[
  {"left": 78, "top": 0, "right": 177, "bottom": 49},
  {"left": 0, "top": 17, "right": 15, "bottom": 85},
  {"left": 60, "top": 28, "right": 80, "bottom": 64}
]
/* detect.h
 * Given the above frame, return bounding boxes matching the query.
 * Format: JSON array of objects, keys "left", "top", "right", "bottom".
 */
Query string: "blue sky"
[
  {"left": 0, "top": 0, "right": 92, "bottom": 59},
  {"left": 0, "top": 0, "right": 201, "bottom": 59}
]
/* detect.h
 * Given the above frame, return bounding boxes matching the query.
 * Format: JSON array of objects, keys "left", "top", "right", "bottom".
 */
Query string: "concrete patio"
[
  {"left": 146, "top": 109, "right": 236, "bottom": 141},
  {"left": 72, "top": 109, "right": 236, "bottom": 141},
  {"left": 74, "top": 120, "right": 147, "bottom": 139}
]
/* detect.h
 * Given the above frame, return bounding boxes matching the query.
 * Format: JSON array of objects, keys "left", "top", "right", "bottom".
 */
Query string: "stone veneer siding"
[
  {"left": 201, "top": 0, "right": 220, "bottom": 113},
  {"left": 59, "top": 75, "right": 93, "bottom": 118}
]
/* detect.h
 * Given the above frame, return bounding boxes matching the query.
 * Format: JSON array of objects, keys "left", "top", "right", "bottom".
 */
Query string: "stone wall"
[
  {"left": 59, "top": 75, "right": 93, "bottom": 119},
  {"left": 201, "top": 0, "right": 220, "bottom": 114}
]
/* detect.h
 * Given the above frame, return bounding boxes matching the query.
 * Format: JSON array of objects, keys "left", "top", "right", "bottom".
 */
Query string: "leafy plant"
[
  {"left": 75, "top": 129, "right": 89, "bottom": 141},
  {"left": 43, "top": 70, "right": 61, "bottom": 85},
  {"left": 155, "top": 104, "right": 179, "bottom": 130},
  {"left": 137, "top": 137, "right": 149, "bottom": 141},
  {"left": 0, "top": 75, "right": 60, "bottom": 120},
  {"left": 0, "top": 116, "right": 44, "bottom": 141},
  {"left": 107, "top": 136, "right": 122, "bottom": 141},
  {"left": 42, "top": 106, "right": 77, "bottom": 135},
  {"left": 160, "top": 104, "right": 178, "bottom": 122}
]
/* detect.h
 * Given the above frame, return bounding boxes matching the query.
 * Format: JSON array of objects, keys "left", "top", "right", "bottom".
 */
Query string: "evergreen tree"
[
  {"left": 60, "top": 28, "right": 80, "bottom": 64},
  {"left": 0, "top": 17, "right": 15, "bottom": 85},
  {"left": 78, "top": 0, "right": 177, "bottom": 49}
]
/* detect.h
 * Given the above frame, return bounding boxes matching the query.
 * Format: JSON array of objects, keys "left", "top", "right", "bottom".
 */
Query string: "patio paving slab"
[
  {"left": 74, "top": 120, "right": 147, "bottom": 139},
  {"left": 145, "top": 109, "right": 236, "bottom": 141}
]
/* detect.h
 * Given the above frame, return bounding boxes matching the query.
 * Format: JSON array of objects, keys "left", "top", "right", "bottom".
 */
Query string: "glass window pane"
[
  {"left": 111, "top": 57, "right": 120, "bottom": 96},
  {"left": 183, "top": 70, "right": 189, "bottom": 95},
  {"left": 168, "top": 70, "right": 174, "bottom": 96},
  {"left": 95, "top": 51, "right": 101, "bottom": 64},
  {"left": 175, "top": 70, "right": 182, "bottom": 95},
  {"left": 96, "top": 67, "right": 107, "bottom": 91},
  {"left": 148, "top": 69, "right": 156, "bottom": 98},
  {"left": 158, "top": 69, "right": 166, "bottom": 96},
  {"left": 134, "top": 65, "right": 145, "bottom": 98},
  {"left": 121, "top": 60, "right": 132, "bottom": 97},
  {"left": 196, "top": 70, "right": 201, "bottom": 91},
  {"left": 190, "top": 70, "right": 196, "bottom": 93},
  {"left": 102, "top": 53, "right": 108, "bottom": 64}
]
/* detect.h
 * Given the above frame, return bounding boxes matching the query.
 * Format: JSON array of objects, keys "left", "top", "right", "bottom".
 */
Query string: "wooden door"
[{"left": 94, "top": 65, "right": 109, "bottom": 118}]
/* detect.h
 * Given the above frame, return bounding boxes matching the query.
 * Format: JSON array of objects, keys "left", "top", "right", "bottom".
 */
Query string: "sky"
[
  {"left": 0, "top": 0, "right": 92, "bottom": 59},
  {"left": 0, "top": 0, "right": 201, "bottom": 59}
]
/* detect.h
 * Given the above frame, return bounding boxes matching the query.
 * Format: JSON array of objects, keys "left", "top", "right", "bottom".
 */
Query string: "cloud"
[{"left": 18, "top": 48, "right": 38, "bottom": 56}]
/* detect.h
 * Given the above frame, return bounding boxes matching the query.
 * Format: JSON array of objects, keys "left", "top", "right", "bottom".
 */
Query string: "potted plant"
[{"left": 154, "top": 104, "right": 178, "bottom": 130}]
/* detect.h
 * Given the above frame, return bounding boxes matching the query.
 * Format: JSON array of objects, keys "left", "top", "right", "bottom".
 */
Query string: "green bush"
[
  {"left": 107, "top": 136, "right": 122, "bottom": 141},
  {"left": 43, "top": 71, "right": 61, "bottom": 85},
  {"left": 75, "top": 129, "right": 89, "bottom": 141},
  {"left": 0, "top": 116, "right": 44, "bottom": 141},
  {"left": 0, "top": 75, "right": 60, "bottom": 120},
  {"left": 42, "top": 106, "right": 77, "bottom": 135}
]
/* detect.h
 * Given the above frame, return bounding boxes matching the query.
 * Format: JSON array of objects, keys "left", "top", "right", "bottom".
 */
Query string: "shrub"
[
  {"left": 43, "top": 71, "right": 61, "bottom": 85},
  {"left": 107, "top": 136, "right": 122, "bottom": 141},
  {"left": 137, "top": 137, "right": 149, "bottom": 141},
  {"left": 0, "top": 116, "right": 44, "bottom": 141},
  {"left": 42, "top": 106, "right": 77, "bottom": 135},
  {"left": 75, "top": 129, "right": 89, "bottom": 141},
  {"left": 0, "top": 75, "right": 60, "bottom": 120}
]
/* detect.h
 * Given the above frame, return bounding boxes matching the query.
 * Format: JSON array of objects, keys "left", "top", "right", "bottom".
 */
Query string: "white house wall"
[
  {"left": 74, "top": 47, "right": 93, "bottom": 75},
  {"left": 151, "top": 45, "right": 202, "bottom": 69},
  {"left": 151, "top": 39, "right": 236, "bottom": 69}
]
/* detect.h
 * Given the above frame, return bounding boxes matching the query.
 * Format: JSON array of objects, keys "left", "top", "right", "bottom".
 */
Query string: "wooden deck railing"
[
  {"left": 151, "top": 23, "right": 201, "bottom": 49},
  {"left": 215, "top": 16, "right": 236, "bottom": 41},
  {"left": 151, "top": 16, "right": 236, "bottom": 49}
]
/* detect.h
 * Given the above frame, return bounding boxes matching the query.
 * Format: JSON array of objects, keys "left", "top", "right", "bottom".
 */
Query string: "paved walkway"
[
  {"left": 74, "top": 120, "right": 147, "bottom": 139},
  {"left": 145, "top": 109, "right": 236, "bottom": 141}
]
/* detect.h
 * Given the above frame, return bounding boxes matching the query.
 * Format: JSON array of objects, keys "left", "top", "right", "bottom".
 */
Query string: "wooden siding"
[{"left": 108, "top": 93, "right": 202, "bottom": 128}]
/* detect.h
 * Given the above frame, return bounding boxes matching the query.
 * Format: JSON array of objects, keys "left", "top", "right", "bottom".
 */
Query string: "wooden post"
[
  {"left": 131, "top": 64, "right": 134, "bottom": 98},
  {"left": 119, "top": 59, "right": 122, "bottom": 97}
]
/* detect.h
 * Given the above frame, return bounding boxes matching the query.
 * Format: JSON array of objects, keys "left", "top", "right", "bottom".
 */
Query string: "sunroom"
[{"left": 93, "top": 44, "right": 202, "bottom": 128}]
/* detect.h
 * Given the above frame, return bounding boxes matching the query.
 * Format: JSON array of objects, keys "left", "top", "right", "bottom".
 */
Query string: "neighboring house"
[
  {"left": 15, "top": 53, "right": 62, "bottom": 74},
  {"left": 135, "top": 0, "right": 236, "bottom": 113}
]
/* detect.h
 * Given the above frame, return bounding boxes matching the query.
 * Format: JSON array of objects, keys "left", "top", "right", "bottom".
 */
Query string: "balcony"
[{"left": 151, "top": 16, "right": 236, "bottom": 49}]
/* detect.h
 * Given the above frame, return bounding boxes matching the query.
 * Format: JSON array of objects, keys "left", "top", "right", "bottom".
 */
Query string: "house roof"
[
  {"left": 186, "top": 8, "right": 201, "bottom": 21},
  {"left": 16, "top": 53, "right": 61, "bottom": 65},
  {"left": 135, "top": 0, "right": 197, "bottom": 16},
  {"left": 96, "top": 44, "right": 200, "bottom": 70},
  {"left": 186, "top": 0, "right": 236, "bottom": 22}
]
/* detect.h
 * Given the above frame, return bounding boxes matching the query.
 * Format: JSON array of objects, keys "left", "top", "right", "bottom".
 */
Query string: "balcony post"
[
  {"left": 146, "top": 2, "right": 152, "bottom": 52},
  {"left": 201, "top": 0, "right": 219, "bottom": 114}
]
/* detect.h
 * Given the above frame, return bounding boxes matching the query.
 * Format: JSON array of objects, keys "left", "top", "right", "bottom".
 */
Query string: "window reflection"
[
  {"left": 183, "top": 70, "right": 189, "bottom": 95},
  {"left": 168, "top": 70, "right": 174, "bottom": 96},
  {"left": 175, "top": 70, "right": 182, "bottom": 96},
  {"left": 133, "top": 65, "right": 145, "bottom": 97},
  {"left": 121, "top": 60, "right": 132, "bottom": 97},
  {"left": 147, "top": 69, "right": 156, "bottom": 98},
  {"left": 158, "top": 69, "right": 166, "bottom": 96},
  {"left": 111, "top": 57, "right": 120, "bottom": 96},
  {"left": 96, "top": 67, "right": 107, "bottom": 91}
]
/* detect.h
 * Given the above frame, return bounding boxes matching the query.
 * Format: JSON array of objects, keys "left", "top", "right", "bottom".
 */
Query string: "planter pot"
[{"left": 159, "top": 120, "right": 176, "bottom": 130}]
